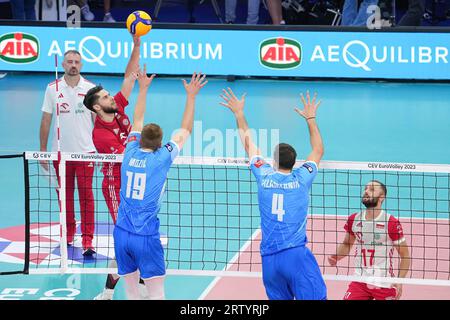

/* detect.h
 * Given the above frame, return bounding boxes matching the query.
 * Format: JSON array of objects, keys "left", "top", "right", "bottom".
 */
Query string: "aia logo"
[
  {"left": 259, "top": 37, "right": 301, "bottom": 70},
  {"left": 0, "top": 32, "right": 39, "bottom": 64}
]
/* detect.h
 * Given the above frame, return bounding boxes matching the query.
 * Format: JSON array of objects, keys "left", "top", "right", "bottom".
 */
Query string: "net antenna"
[{"left": 55, "top": 54, "right": 68, "bottom": 272}]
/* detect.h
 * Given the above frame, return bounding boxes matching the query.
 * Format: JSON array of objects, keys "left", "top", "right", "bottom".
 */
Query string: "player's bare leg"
[
  {"left": 143, "top": 276, "right": 165, "bottom": 300},
  {"left": 123, "top": 270, "right": 142, "bottom": 300}
]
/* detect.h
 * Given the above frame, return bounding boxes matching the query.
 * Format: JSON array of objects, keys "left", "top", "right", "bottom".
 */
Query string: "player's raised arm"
[
  {"left": 131, "top": 64, "right": 155, "bottom": 133},
  {"left": 171, "top": 72, "right": 207, "bottom": 150},
  {"left": 294, "top": 91, "right": 324, "bottom": 166},
  {"left": 121, "top": 36, "right": 141, "bottom": 100},
  {"left": 220, "top": 88, "right": 260, "bottom": 160}
]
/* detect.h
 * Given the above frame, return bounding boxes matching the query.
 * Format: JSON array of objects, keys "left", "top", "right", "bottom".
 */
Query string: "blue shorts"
[
  {"left": 262, "top": 246, "right": 327, "bottom": 300},
  {"left": 113, "top": 226, "right": 165, "bottom": 279}
]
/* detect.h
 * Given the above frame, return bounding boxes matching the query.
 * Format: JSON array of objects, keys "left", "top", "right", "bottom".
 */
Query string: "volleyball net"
[{"left": 0, "top": 151, "right": 449, "bottom": 286}]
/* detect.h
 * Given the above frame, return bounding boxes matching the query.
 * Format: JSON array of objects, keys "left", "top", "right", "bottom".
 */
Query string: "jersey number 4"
[
  {"left": 125, "top": 171, "right": 146, "bottom": 200},
  {"left": 272, "top": 193, "right": 285, "bottom": 222}
]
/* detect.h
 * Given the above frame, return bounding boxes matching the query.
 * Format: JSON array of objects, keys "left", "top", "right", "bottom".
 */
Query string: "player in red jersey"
[
  {"left": 84, "top": 35, "right": 143, "bottom": 224},
  {"left": 328, "top": 180, "right": 411, "bottom": 300},
  {"left": 83, "top": 35, "right": 153, "bottom": 300}
]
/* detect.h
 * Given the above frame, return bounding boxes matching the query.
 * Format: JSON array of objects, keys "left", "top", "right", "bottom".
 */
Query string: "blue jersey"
[
  {"left": 250, "top": 156, "right": 318, "bottom": 256},
  {"left": 117, "top": 132, "right": 179, "bottom": 236}
]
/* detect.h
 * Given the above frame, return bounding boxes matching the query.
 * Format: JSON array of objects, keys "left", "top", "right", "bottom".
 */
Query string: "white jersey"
[
  {"left": 41, "top": 76, "right": 96, "bottom": 153},
  {"left": 344, "top": 210, "right": 406, "bottom": 288}
]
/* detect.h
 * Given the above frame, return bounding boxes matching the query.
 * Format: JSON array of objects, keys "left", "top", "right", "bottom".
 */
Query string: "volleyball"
[{"left": 126, "top": 11, "right": 152, "bottom": 37}]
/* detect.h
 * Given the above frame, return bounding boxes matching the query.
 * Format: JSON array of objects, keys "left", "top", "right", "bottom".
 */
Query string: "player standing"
[
  {"left": 328, "top": 180, "right": 411, "bottom": 300},
  {"left": 39, "top": 50, "right": 96, "bottom": 255},
  {"left": 220, "top": 89, "right": 327, "bottom": 300},
  {"left": 114, "top": 69, "right": 207, "bottom": 299}
]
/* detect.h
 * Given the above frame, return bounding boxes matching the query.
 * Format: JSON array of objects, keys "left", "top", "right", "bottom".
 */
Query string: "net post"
[{"left": 23, "top": 152, "right": 30, "bottom": 274}]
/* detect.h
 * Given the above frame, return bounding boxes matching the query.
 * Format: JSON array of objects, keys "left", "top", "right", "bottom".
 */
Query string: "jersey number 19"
[{"left": 125, "top": 171, "right": 146, "bottom": 200}]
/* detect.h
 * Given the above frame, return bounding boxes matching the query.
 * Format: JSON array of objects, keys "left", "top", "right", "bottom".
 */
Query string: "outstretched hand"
[
  {"left": 294, "top": 91, "right": 321, "bottom": 120},
  {"left": 182, "top": 72, "right": 208, "bottom": 97},
  {"left": 137, "top": 64, "right": 156, "bottom": 89},
  {"left": 219, "top": 87, "right": 247, "bottom": 115}
]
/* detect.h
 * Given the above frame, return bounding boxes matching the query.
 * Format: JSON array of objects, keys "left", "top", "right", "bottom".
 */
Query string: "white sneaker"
[
  {"left": 94, "top": 288, "right": 114, "bottom": 300},
  {"left": 103, "top": 12, "right": 116, "bottom": 22},
  {"left": 81, "top": 4, "right": 95, "bottom": 21},
  {"left": 138, "top": 283, "right": 149, "bottom": 300}
]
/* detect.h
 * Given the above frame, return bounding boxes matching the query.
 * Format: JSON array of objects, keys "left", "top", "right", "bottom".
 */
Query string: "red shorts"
[{"left": 344, "top": 282, "right": 397, "bottom": 300}]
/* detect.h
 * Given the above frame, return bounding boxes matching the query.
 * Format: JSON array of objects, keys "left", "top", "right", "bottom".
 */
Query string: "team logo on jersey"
[
  {"left": 75, "top": 102, "right": 85, "bottom": 114},
  {"left": 165, "top": 143, "right": 173, "bottom": 152},
  {"left": 59, "top": 103, "right": 70, "bottom": 113},
  {"left": 0, "top": 32, "right": 39, "bottom": 64},
  {"left": 123, "top": 119, "right": 129, "bottom": 126},
  {"left": 302, "top": 163, "right": 314, "bottom": 173},
  {"left": 128, "top": 135, "right": 137, "bottom": 142},
  {"left": 254, "top": 159, "right": 265, "bottom": 168}
]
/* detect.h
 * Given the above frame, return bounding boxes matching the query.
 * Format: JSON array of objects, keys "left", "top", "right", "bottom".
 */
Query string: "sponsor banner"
[{"left": 0, "top": 25, "right": 449, "bottom": 79}]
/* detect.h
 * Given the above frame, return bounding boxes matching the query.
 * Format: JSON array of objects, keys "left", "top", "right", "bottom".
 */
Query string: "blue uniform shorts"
[
  {"left": 262, "top": 245, "right": 327, "bottom": 300},
  {"left": 113, "top": 226, "right": 165, "bottom": 279}
]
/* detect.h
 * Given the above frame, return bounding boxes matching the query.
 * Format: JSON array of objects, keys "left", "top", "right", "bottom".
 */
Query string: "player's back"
[
  {"left": 117, "top": 132, "right": 179, "bottom": 236},
  {"left": 250, "top": 157, "right": 318, "bottom": 256}
]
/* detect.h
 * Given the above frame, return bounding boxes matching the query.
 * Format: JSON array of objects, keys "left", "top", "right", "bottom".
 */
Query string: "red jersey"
[
  {"left": 92, "top": 91, "right": 131, "bottom": 223},
  {"left": 344, "top": 210, "right": 406, "bottom": 288}
]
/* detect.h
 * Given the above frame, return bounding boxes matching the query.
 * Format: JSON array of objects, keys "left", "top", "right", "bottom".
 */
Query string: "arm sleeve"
[
  {"left": 41, "top": 85, "right": 54, "bottom": 114},
  {"left": 388, "top": 216, "right": 406, "bottom": 245},
  {"left": 296, "top": 161, "right": 318, "bottom": 189},
  {"left": 125, "top": 131, "right": 141, "bottom": 153},
  {"left": 157, "top": 140, "right": 180, "bottom": 170},
  {"left": 344, "top": 214, "right": 356, "bottom": 236},
  {"left": 114, "top": 91, "right": 129, "bottom": 114},
  {"left": 249, "top": 156, "right": 273, "bottom": 182}
]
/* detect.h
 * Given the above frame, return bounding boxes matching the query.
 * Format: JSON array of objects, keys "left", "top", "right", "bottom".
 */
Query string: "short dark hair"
[
  {"left": 274, "top": 143, "right": 297, "bottom": 170},
  {"left": 84, "top": 86, "right": 103, "bottom": 113},
  {"left": 371, "top": 180, "right": 387, "bottom": 197},
  {"left": 141, "top": 123, "right": 163, "bottom": 150},
  {"left": 64, "top": 50, "right": 81, "bottom": 58}
]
